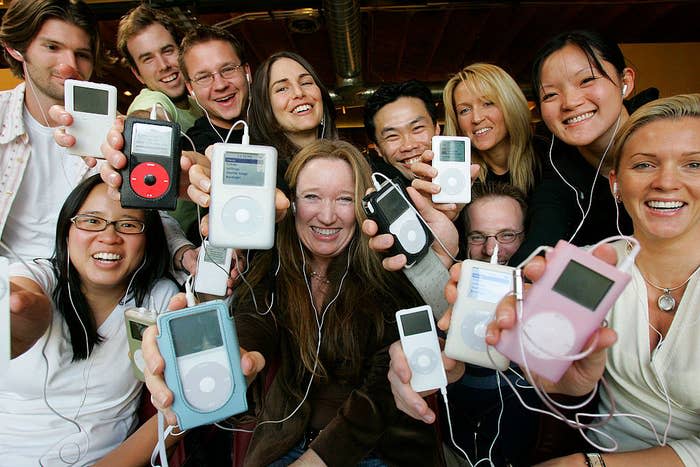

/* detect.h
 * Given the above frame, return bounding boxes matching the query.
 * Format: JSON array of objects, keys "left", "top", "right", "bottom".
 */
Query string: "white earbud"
[
  {"left": 7, "top": 48, "right": 23, "bottom": 60},
  {"left": 291, "top": 202, "right": 296, "bottom": 215},
  {"left": 613, "top": 181, "right": 619, "bottom": 196},
  {"left": 246, "top": 73, "right": 251, "bottom": 85},
  {"left": 621, "top": 84, "right": 628, "bottom": 97}
]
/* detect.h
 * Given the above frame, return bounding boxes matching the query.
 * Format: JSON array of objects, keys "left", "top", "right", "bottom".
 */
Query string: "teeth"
[
  {"left": 293, "top": 104, "right": 311, "bottom": 113},
  {"left": 564, "top": 112, "right": 594, "bottom": 124},
  {"left": 474, "top": 127, "right": 491, "bottom": 135},
  {"left": 215, "top": 95, "right": 234, "bottom": 102},
  {"left": 92, "top": 252, "right": 122, "bottom": 261},
  {"left": 161, "top": 73, "right": 178, "bottom": 83},
  {"left": 647, "top": 200, "right": 684, "bottom": 209},
  {"left": 312, "top": 227, "right": 340, "bottom": 236},
  {"left": 403, "top": 156, "right": 421, "bottom": 166}
]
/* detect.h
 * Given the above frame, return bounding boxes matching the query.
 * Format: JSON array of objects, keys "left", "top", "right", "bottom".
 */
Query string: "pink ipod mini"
[{"left": 495, "top": 240, "right": 631, "bottom": 383}]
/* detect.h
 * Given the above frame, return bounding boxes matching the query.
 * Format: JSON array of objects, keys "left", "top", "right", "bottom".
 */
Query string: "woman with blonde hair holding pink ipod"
[{"left": 485, "top": 94, "right": 700, "bottom": 466}]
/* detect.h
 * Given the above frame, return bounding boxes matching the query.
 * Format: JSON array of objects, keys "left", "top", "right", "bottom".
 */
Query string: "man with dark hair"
[
  {"left": 117, "top": 4, "right": 201, "bottom": 130},
  {"left": 0, "top": 0, "right": 102, "bottom": 260},
  {"left": 364, "top": 80, "right": 440, "bottom": 182}
]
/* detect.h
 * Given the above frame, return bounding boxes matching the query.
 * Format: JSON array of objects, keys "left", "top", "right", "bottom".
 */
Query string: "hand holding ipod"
[
  {"left": 485, "top": 244, "right": 619, "bottom": 395},
  {"left": 362, "top": 186, "right": 458, "bottom": 271},
  {"left": 142, "top": 294, "right": 265, "bottom": 428}
]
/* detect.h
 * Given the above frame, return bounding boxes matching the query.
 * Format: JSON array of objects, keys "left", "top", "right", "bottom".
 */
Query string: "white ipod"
[
  {"left": 444, "top": 260, "right": 511, "bottom": 370},
  {"left": 194, "top": 240, "right": 233, "bottom": 297},
  {"left": 209, "top": 143, "right": 278, "bottom": 249},
  {"left": 0, "top": 257, "right": 9, "bottom": 373},
  {"left": 396, "top": 305, "right": 447, "bottom": 392},
  {"left": 431, "top": 136, "right": 471, "bottom": 204},
  {"left": 64, "top": 79, "right": 117, "bottom": 158}
]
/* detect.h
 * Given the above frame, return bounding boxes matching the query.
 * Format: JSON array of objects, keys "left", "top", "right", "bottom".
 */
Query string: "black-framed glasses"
[
  {"left": 70, "top": 214, "right": 146, "bottom": 234},
  {"left": 467, "top": 230, "right": 523, "bottom": 245},
  {"left": 191, "top": 63, "right": 245, "bottom": 87}
]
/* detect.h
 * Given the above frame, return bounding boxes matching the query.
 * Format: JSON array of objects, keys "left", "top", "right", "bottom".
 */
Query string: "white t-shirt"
[
  {"left": 0, "top": 261, "right": 178, "bottom": 466},
  {"left": 2, "top": 108, "right": 92, "bottom": 261},
  {"left": 590, "top": 241, "right": 700, "bottom": 465}
]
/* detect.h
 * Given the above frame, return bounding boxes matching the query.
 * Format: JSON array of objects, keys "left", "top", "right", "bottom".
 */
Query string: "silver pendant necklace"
[{"left": 639, "top": 265, "right": 700, "bottom": 313}]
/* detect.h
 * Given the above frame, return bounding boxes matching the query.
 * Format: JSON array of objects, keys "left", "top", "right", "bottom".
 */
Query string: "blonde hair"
[
  {"left": 443, "top": 63, "right": 538, "bottom": 193},
  {"left": 612, "top": 93, "right": 700, "bottom": 172}
]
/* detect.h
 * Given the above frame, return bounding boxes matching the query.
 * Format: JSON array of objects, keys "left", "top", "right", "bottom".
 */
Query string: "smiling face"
[
  {"left": 127, "top": 23, "right": 186, "bottom": 101},
  {"left": 294, "top": 158, "right": 357, "bottom": 265},
  {"left": 68, "top": 184, "right": 147, "bottom": 292},
  {"left": 269, "top": 57, "right": 324, "bottom": 141},
  {"left": 184, "top": 39, "right": 249, "bottom": 128},
  {"left": 453, "top": 82, "right": 509, "bottom": 154},
  {"left": 612, "top": 117, "right": 700, "bottom": 245},
  {"left": 466, "top": 196, "right": 524, "bottom": 264},
  {"left": 373, "top": 97, "right": 440, "bottom": 180},
  {"left": 20, "top": 18, "right": 93, "bottom": 104},
  {"left": 538, "top": 44, "right": 630, "bottom": 152}
]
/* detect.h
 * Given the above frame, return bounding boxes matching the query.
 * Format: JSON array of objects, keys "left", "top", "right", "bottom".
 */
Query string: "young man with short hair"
[
  {"left": 0, "top": 0, "right": 102, "bottom": 260},
  {"left": 117, "top": 4, "right": 201, "bottom": 130},
  {"left": 364, "top": 80, "right": 441, "bottom": 182}
]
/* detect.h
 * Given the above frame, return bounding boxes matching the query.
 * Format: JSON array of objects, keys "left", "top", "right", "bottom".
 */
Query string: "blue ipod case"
[{"left": 156, "top": 300, "right": 248, "bottom": 430}]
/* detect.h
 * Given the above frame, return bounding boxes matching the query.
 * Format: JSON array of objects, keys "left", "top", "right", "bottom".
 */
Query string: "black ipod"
[
  {"left": 120, "top": 116, "right": 181, "bottom": 210},
  {"left": 362, "top": 178, "right": 433, "bottom": 267}
]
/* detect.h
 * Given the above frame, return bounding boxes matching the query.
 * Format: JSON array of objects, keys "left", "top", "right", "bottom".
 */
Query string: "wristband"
[
  {"left": 402, "top": 248, "right": 450, "bottom": 320},
  {"left": 584, "top": 452, "right": 606, "bottom": 467}
]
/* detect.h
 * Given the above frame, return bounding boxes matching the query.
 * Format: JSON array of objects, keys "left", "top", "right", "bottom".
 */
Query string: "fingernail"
[
  {"left": 109, "top": 173, "right": 119, "bottom": 186},
  {"left": 200, "top": 179, "right": 210, "bottom": 191},
  {"left": 200, "top": 194, "right": 210, "bottom": 206},
  {"left": 158, "top": 393, "right": 169, "bottom": 406},
  {"left": 497, "top": 315, "right": 508, "bottom": 324}
]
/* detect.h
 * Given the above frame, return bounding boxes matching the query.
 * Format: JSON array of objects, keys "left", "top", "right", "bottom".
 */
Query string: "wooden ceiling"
[{"left": 2, "top": 0, "right": 699, "bottom": 124}]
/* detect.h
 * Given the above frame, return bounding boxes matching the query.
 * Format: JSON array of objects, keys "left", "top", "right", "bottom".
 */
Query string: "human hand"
[
  {"left": 362, "top": 186, "right": 459, "bottom": 270},
  {"left": 410, "top": 149, "right": 480, "bottom": 221},
  {"left": 387, "top": 339, "right": 464, "bottom": 424},
  {"left": 484, "top": 244, "right": 619, "bottom": 395}
]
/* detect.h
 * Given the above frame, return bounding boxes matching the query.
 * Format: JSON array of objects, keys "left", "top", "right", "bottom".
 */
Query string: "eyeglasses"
[
  {"left": 467, "top": 230, "right": 523, "bottom": 245},
  {"left": 70, "top": 214, "right": 146, "bottom": 234},
  {"left": 191, "top": 63, "right": 245, "bottom": 87}
]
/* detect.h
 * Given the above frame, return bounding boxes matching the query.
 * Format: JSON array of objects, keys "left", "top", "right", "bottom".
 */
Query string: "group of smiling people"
[{"left": 2, "top": 1, "right": 698, "bottom": 465}]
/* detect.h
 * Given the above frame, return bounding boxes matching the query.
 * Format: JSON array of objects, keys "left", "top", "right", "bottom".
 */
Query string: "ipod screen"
[
  {"left": 74, "top": 85, "right": 108, "bottom": 115},
  {"left": 439, "top": 140, "right": 466, "bottom": 162},
  {"left": 552, "top": 260, "right": 614, "bottom": 310}
]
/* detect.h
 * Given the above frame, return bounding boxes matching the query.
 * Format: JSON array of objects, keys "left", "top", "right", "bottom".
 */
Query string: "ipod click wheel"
[
  {"left": 444, "top": 260, "right": 511, "bottom": 371},
  {"left": 209, "top": 143, "right": 277, "bottom": 250},
  {"left": 156, "top": 300, "right": 247, "bottom": 430},
  {"left": 431, "top": 136, "right": 471, "bottom": 204},
  {"left": 397, "top": 305, "right": 447, "bottom": 392},
  {"left": 0, "top": 257, "right": 9, "bottom": 374},
  {"left": 495, "top": 241, "right": 631, "bottom": 383}
]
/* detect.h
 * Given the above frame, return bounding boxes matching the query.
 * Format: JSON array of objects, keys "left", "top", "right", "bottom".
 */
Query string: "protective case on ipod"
[
  {"left": 495, "top": 241, "right": 631, "bottom": 382},
  {"left": 157, "top": 300, "right": 248, "bottom": 430},
  {"left": 444, "top": 260, "right": 511, "bottom": 370},
  {"left": 362, "top": 178, "right": 433, "bottom": 267}
]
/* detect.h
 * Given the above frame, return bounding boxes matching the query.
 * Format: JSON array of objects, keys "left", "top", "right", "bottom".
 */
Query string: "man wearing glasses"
[
  {"left": 178, "top": 25, "right": 251, "bottom": 152},
  {"left": 463, "top": 182, "right": 526, "bottom": 266}
]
